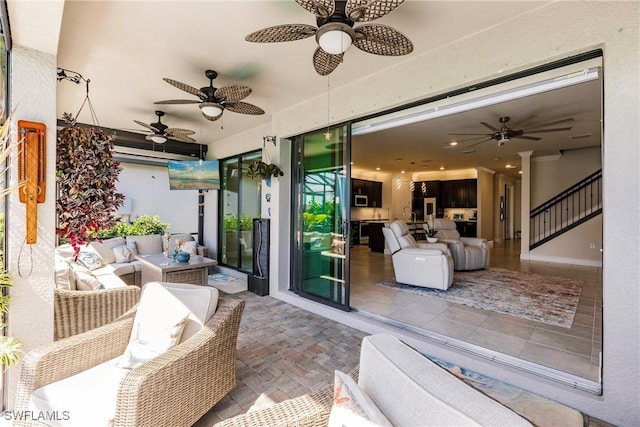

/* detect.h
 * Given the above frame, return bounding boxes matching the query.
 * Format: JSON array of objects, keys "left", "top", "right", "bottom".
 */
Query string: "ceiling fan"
[
  {"left": 245, "top": 0, "right": 413, "bottom": 76},
  {"left": 154, "top": 69, "right": 265, "bottom": 121},
  {"left": 450, "top": 116, "right": 574, "bottom": 147},
  {"left": 133, "top": 111, "right": 196, "bottom": 144}
]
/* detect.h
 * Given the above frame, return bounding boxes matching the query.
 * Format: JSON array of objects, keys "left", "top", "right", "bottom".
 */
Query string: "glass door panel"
[{"left": 293, "top": 125, "right": 350, "bottom": 309}]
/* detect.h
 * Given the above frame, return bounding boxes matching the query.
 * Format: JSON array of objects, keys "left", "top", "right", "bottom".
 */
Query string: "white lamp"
[
  {"left": 199, "top": 102, "right": 223, "bottom": 119},
  {"left": 316, "top": 23, "right": 355, "bottom": 55},
  {"left": 150, "top": 134, "right": 167, "bottom": 144}
]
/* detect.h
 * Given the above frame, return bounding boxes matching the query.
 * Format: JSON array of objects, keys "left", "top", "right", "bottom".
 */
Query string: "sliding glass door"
[
  {"left": 292, "top": 125, "right": 350, "bottom": 310},
  {"left": 219, "top": 150, "right": 262, "bottom": 272}
]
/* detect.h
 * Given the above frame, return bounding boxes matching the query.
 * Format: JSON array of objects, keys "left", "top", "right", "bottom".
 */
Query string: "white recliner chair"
[
  {"left": 428, "top": 218, "right": 490, "bottom": 271},
  {"left": 382, "top": 221, "right": 454, "bottom": 290}
]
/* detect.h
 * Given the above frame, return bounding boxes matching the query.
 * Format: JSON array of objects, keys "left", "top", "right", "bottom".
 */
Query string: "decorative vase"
[
  {"left": 427, "top": 237, "right": 438, "bottom": 243},
  {"left": 175, "top": 251, "right": 191, "bottom": 263}
]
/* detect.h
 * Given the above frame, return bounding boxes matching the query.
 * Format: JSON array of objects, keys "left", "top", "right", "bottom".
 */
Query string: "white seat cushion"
[
  {"left": 358, "top": 334, "right": 532, "bottom": 426},
  {"left": 29, "top": 357, "right": 127, "bottom": 427}
]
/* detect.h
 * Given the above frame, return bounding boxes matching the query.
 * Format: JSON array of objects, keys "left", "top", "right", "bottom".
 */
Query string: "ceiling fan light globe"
[
  {"left": 317, "top": 23, "right": 355, "bottom": 55},
  {"left": 150, "top": 134, "right": 167, "bottom": 144},
  {"left": 199, "top": 103, "right": 223, "bottom": 118}
]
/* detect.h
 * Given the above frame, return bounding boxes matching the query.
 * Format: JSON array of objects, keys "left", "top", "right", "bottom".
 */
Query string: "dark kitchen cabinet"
[
  {"left": 368, "top": 222, "right": 386, "bottom": 253},
  {"left": 351, "top": 178, "right": 382, "bottom": 207},
  {"left": 441, "top": 179, "right": 477, "bottom": 208},
  {"left": 456, "top": 221, "right": 477, "bottom": 237}
]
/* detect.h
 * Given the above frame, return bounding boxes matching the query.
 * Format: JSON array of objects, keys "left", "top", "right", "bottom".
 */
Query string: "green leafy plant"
[
  {"left": 56, "top": 126, "right": 125, "bottom": 255},
  {"left": 246, "top": 160, "right": 284, "bottom": 181},
  {"left": 0, "top": 116, "right": 23, "bottom": 369},
  {"left": 98, "top": 215, "right": 169, "bottom": 238},
  {"left": 425, "top": 220, "right": 438, "bottom": 238},
  {"left": 303, "top": 199, "right": 336, "bottom": 232},
  {"left": 223, "top": 213, "right": 253, "bottom": 232}
]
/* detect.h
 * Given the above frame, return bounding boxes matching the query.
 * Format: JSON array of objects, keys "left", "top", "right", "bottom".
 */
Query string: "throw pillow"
[
  {"left": 118, "top": 283, "right": 191, "bottom": 369},
  {"left": 75, "top": 271, "right": 102, "bottom": 291},
  {"left": 328, "top": 370, "right": 392, "bottom": 427},
  {"left": 180, "top": 240, "right": 198, "bottom": 255},
  {"left": 112, "top": 244, "right": 134, "bottom": 263},
  {"left": 76, "top": 251, "right": 103, "bottom": 271},
  {"left": 126, "top": 241, "right": 138, "bottom": 257}
]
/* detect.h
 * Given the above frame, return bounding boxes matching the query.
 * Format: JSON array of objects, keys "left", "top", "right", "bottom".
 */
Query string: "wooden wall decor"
[{"left": 17, "top": 120, "right": 46, "bottom": 244}]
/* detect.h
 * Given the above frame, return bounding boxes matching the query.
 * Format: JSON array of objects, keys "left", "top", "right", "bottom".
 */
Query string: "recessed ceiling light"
[
  {"left": 401, "top": 170, "right": 405, "bottom": 174},
  {"left": 376, "top": 167, "right": 381, "bottom": 171},
  {"left": 439, "top": 166, "right": 445, "bottom": 170},
  {"left": 506, "top": 164, "right": 516, "bottom": 169},
  {"left": 519, "top": 170, "right": 523, "bottom": 174},
  {"left": 350, "top": 161, "right": 353, "bottom": 165},
  {"left": 449, "top": 141, "right": 458, "bottom": 146},
  {"left": 396, "top": 158, "right": 403, "bottom": 161}
]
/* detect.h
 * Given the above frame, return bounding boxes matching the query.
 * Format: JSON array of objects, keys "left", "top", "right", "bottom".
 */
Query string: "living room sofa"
[{"left": 215, "top": 334, "right": 584, "bottom": 427}]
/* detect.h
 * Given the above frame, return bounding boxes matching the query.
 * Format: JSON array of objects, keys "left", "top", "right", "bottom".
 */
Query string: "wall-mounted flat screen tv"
[{"left": 167, "top": 160, "right": 220, "bottom": 190}]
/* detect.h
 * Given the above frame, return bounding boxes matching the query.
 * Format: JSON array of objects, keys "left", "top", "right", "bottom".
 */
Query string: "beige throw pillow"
[{"left": 328, "top": 370, "right": 392, "bottom": 427}]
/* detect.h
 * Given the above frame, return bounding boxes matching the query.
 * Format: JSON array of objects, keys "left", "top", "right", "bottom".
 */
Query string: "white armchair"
[
  {"left": 429, "top": 218, "right": 490, "bottom": 271},
  {"left": 382, "top": 221, "right": 454, "bottom": 290}
]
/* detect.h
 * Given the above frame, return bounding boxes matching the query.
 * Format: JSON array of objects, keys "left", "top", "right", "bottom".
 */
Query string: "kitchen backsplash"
[
  {"left": 444, "top": 208, "right": 477, "bottom": 221},
  {"left": 351, "top": 207, "right": 390, "bottom": 220}
]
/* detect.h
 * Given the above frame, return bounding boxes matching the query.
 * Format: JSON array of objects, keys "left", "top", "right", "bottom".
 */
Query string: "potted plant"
[
  {"left": 425, "top": 221, "right": 438, "bottom": 243},
  {"left": 246, "top": 159, "right": 284, "bottom": 181}
]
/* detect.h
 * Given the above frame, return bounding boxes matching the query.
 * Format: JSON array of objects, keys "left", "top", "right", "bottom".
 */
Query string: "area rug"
[
  {"left": 207, "top": 273, "right": 248, "bottom": 294},
  {"left": 379, "top": 268, "right": 583, "bottom": 328}
]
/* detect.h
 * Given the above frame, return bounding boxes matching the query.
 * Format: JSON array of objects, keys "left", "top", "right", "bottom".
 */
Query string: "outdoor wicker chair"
[
  {"left": 53, "top": 286, "right": 141, "bottom": 340},
  {"left": 16, "top": 295, "right": 245, "bottom": 427}
]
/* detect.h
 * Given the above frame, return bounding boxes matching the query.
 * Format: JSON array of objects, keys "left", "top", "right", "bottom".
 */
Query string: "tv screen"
[{"left": 167, "top": 160, "right": 220, "bottom": 190}]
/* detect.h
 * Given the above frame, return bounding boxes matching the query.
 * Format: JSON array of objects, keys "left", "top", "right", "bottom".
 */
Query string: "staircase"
[{"left": 529, "top": 169, "right": 602, "bottom": 250}]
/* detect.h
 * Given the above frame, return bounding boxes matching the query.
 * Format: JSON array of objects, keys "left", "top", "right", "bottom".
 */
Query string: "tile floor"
[{"left": 349, "top": 239, "right": 603, "bottom": 381}]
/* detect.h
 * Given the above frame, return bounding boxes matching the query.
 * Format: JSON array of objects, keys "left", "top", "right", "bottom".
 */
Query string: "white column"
[{"left": 518, "top": 151, "right": 533, "bottom": 259}]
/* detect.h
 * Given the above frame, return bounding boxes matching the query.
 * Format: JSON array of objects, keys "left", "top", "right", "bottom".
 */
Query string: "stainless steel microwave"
[{"left": 354, "top": 194, "right": 368, "bottom": 206}]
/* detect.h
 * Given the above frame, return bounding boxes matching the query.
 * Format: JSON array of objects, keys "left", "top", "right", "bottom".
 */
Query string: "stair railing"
[{"left": 530, "top": 169, "right": 602, "bottom": 250}]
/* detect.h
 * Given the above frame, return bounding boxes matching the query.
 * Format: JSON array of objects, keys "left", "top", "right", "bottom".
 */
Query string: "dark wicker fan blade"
[
  {"left": 468, "top": 138, "right": 493, "bottom": 147},
  {"left": 480, "top": 121, "right": 498, "bottom": 131},
  {"left": 313, "top": 47, "right": 343, "bottom": 76},
  {"left": 346, "top": 0, "right": 405, "bottom": 22},
  {"left": 215, "top": 85, "right": 252, "bottom": 102},
  {"left": 513, "top": 135, "right": 542, "bottom": 141},
  {"left": 245, "top": 24, "right": 317, "bottom": 43},
  {"left": 522, "top": 127, "right": 572, "bottom": 134},
  {"left": 295, "top": 0, "right": 335, "bottom": 17},
  {"left": 162, "top": 78, "right": 206, "bottom": 98},
  {"left": 527, "top": 117, "right": 574, "bottom": 128},
  {"left": 154, "top": 99, "right": 201, "bottom": 105},
  {"left": 224, "top": 101, "right": 265, "bottom": 115},
  {"left": 353, "top": 24, "right": 413, "bottom": 56},
  {"left": 166, "top": 128, "right": 196, "bottom": 137},
  {"left": 134, "top": 120, "right": 155, "bottom": 131},
  {"left": 449, "top": 132, "right": 492, "bottom": 136},
  {"left": 172, "top": 135, "right": 197, "bottom": 143}
]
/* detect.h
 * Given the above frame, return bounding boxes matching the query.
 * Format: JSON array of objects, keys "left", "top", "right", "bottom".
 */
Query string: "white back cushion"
[
  {"left": 358, "top": 334, "right": 532, "bottom": 427},
  {"left": 144, "top": 281, "right": 219, "bottom": 342},
  {"left": 88, "top": 237, "right": 126, "bottom": 265}
]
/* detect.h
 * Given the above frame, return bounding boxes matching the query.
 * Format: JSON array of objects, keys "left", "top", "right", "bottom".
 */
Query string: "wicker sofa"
[
  {"left": 16, "top": 295, "right": 245, "bottom": 427},
  {"left": 53, "top": 233, "right": 208, "bottom": 340}
]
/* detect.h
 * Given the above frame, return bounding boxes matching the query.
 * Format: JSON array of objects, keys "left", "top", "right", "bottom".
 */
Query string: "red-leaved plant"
[{"left": 56, "top": 125, "right": 125, "bottom": 256}]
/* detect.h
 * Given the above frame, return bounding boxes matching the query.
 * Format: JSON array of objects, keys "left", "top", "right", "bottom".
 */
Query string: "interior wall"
[
  {"left": 6, "top": 46, "right": 57, "bottom": 407},
  {"left": 477, "top": 168, "right": 495, "bottom": 241},
  {"left": 117, "top": 163, "right": 199, "bottom": 234},
  {"left": 531, "top": 215, "right": 603, "bottom": 266},
  {"left": 531, "top": 146, "right": 601, "bottom": 206}
]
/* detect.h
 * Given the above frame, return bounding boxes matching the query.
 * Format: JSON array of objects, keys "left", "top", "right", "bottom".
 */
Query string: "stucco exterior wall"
[
  {"left": 6, "top": 46, "right": 57, "bottom": 407},
  {"left": 208, "top": 2, "right": 639, "bottom": 424}
]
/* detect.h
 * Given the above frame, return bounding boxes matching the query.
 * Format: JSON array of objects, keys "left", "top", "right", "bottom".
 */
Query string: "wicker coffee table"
[{"left": 136, "top": 253, "right": 217, "bottom": 286}]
